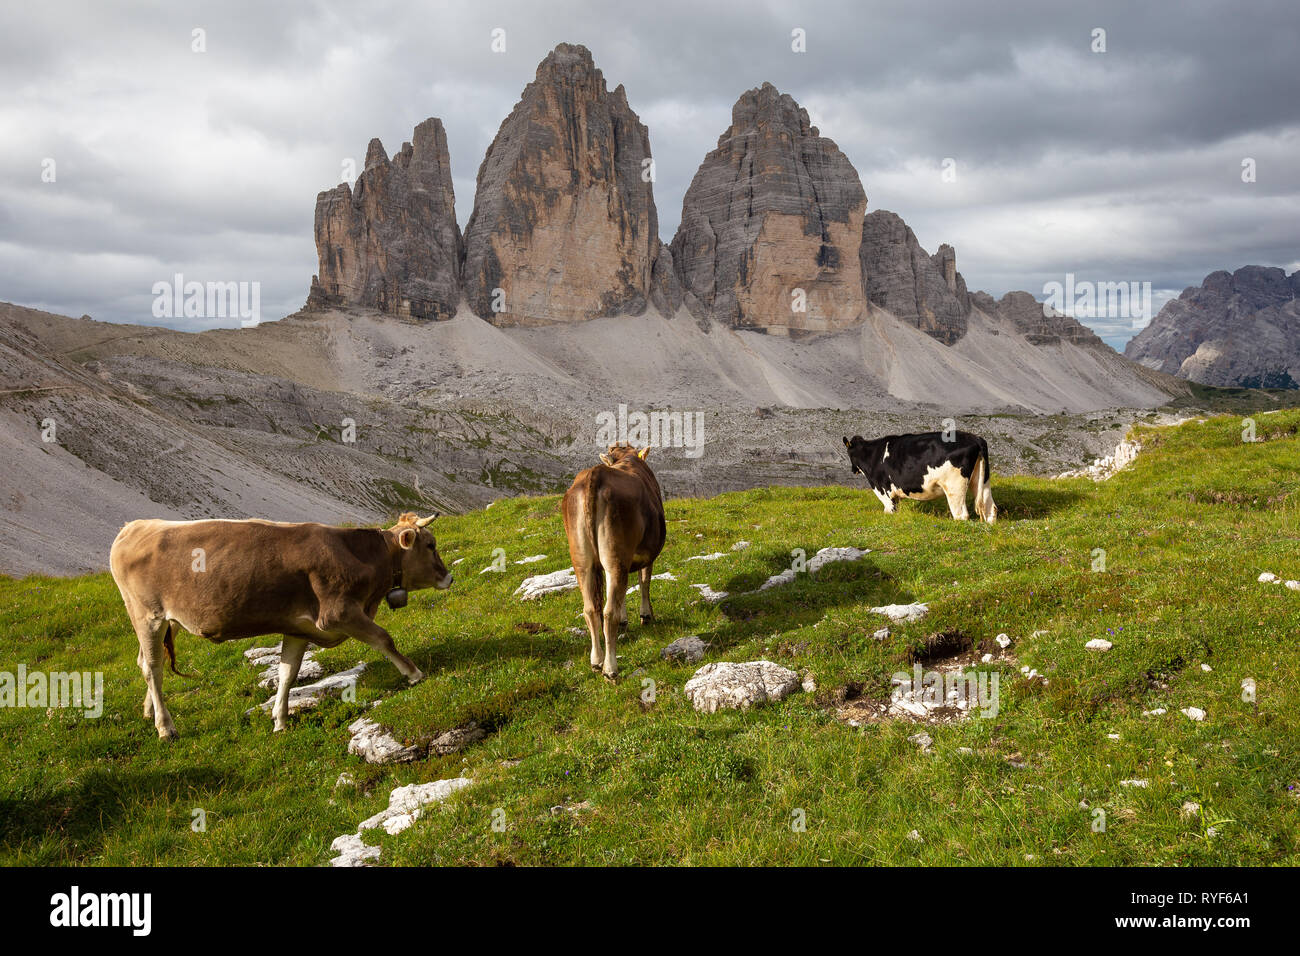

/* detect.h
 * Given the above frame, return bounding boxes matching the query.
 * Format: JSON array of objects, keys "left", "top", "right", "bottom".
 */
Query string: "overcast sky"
[{"left": 2, "top": 0, "right": 1297, "bottom": 349}]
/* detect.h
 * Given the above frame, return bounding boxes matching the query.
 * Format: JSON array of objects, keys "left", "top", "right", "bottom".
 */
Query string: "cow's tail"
[
  {"left": 163, "top": 625, "right": 196, "bottom": 678},
  {"left": 582, "top": 470, "right": 606, "bottom": 608},
  {"left": 973, "top": 438, "right": 997, "bottom": 523}
]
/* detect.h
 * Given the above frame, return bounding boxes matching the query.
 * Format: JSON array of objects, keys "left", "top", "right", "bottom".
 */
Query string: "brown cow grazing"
[
  {"left": 109, "top": 512, "right": 451, "bottom": 738},
  {"left": 561, "top": 444, "right": 666, "bottom": 679}
]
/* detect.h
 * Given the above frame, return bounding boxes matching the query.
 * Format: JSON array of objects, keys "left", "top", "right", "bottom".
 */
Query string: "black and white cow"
[{"left": 842, "top": 431, "right": 997, "bottom": 522}]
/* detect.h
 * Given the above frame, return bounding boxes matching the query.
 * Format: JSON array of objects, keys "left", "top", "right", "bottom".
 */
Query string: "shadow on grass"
[
  {"left": 695, "top": 549, "right": 913, "bottom": 654},
  {"left": 0, "top": 764, "right": 231, "bottom": 860}
]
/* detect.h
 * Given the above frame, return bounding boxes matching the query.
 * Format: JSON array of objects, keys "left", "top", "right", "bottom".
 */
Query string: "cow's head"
[
  {"left": 600, "top": 442, "right": 651, "bottom": 467},
  {"left": 843, "top": 435, "right": 867, "bottom": 475},
  {"left": 390, "top": 512, "right": 453, "bottom": 592}
]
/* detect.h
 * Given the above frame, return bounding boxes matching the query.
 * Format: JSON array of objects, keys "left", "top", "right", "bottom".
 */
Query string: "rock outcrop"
[
  {"left": 859, "top": 210, "right": 971, "bottom": 345},
  {"left": 461, "top": 43, "right": 659, "bottom": 326},
  {"left": 670, "top": 83, "right": 869, "bottom": 334},
  {"left": 308, "top": 118, "right": 461, "bottom": 320},
  {"left": 1124, "top": 266, "right": 1300, "bottom": 388},
  {"left": 971, "top": 290, "right": 1104, "bottom": 347}
]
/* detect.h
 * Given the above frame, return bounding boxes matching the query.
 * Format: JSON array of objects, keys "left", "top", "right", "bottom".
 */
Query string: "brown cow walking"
[
  {"left": 109, "top": 512, "right": 451, "bottom": 738},
  {"left": 561, "top": 444, "right": 666, "bottom": 679}
]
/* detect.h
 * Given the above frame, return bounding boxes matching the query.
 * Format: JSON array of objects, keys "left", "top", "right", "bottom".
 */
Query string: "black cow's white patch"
[{"left": 843, "top": 431, "right": 997, "bottom": 522}]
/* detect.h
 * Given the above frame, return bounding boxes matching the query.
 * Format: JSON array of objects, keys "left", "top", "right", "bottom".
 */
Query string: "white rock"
[
  {"left": 1085, "top": 638, "right": 1113, "bottom": 651},
  {"left": 691, "top": 583, "right": 729, "bottom": 603},
  {"left": 1107, "top": 733, "right": 1121, "bottom": 740},
  {"left": 684, "top": 660, "right": 802, "bottom": 713},
  {"left": 759, "top": 546, "right": 870, "bottom": 590},
  {"left": 514, "top": 554, "right": 547, "bottom": 564},
  {"left": 258, "top": 656, "right": 323, "bottom": 690},
  {"left": 980, "top": 653, "right": 993, "bottom": 663},
  {"left": 515, "top": 567, "right": 578, "bottom": 600},
  {"left": 995, "top": 633, "right": 1012, "bottom": 648},
  {"left": 1200, "top": 664, "right": 1212, "bottom": 672},
  {"left": 348, "top": 716, "right": 424, "bottom": 764},
  {"left": 801, "top": 677, "right": 817, "bottom": 694},
  {"left": 870, "top": 602, "right": 929, "bottom": 622},
  {"left": 1286, "top": 580, "right": 1300, "bottom": 591},
  {"left": 357, "top": 779, "right": 473, "bottom": 834},
  {"left": 687, "top": 552, "right": 726, "bottom": 561},
  {"left": 329, "top": 832, "right": 381, "bottom": 867},
  {"left": 244, "top": 643, "right": 281, "bottom": 660},
  {"left": 627, "top": 571, "right": 676, "bottom": 594},
  {"left": 255, "top": 663, "right": 367, "bottom": 714},
  {"left": 906, "top": 829, "right": 923, "bottom": 843},
  {"left": 1142, "top": 707, "right": 1167, "bottom": 717},
  {"left": 1258, "top": 572, "right": 1278, "bottom": 583},
  {"left": 1119, "top": 779, "right": 1149, "bottom": 788},
  {"left": 1181, "top": 707, "right": 1206, "bottom": 722},
  {"left": 661, "top": 635, "right": 709, "bottom": 663},
  {"left": 908, "top": 732, "right": 933, "bottom": 751}
]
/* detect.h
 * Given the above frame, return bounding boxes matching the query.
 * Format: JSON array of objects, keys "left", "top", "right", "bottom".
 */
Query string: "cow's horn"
[{"left": 415, "top": 514, "right": 438, "bottom": 527}]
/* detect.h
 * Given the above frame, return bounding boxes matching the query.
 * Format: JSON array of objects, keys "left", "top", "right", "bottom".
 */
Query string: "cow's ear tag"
[
  {"left": 385, "top": 588, "right": 408, "bottom": 609},
  {"left": 637, "top": 446, "right": 650, "bottom": 460}
]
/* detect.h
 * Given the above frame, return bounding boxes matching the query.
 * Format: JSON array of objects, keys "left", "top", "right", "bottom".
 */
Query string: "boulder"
[{"left": 684, "top": 660, "right": 802, "bottom": 712}]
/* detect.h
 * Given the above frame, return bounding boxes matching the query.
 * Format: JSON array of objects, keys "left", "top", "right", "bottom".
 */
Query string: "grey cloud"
[{"left": 0, "top": 0, "right": 1296, "bottom": 352}]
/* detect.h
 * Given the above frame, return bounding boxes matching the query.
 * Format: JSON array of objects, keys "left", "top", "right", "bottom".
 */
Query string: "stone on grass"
[
  {"left": 330, "top": 777, "right": 472, "bottom": 864},
  {"left": 908, "top": 731, "right": 933, "bottom": 752},
  {"left": 995, "top": 633, "right": 1012, "bottom": 648},
  {"left": 1181, "top": 706, "right": 1206, "bottom": 722},
  {"left": 691, "top": 583, "right": 729, "bottom": 603},
  {"left": 684, "top": 660, "right": 801, "bottom": 713},
  {"left": 1258, "top": 572, "right": 1278, "bottom": 583},
  {"left": 254, "top": 663, "right": 367, "bottom": 715},
  {"left": 687, "top": 552, "right": 726, "bottom": 561},
  {"left": 514, "top": 554, "right": 546, "bottom": 564},
  {"left": 1085, "top": 638, "right": 1113, "bottom": 651},
  {"left": 870, "top": 603, "right": 929, "bottom": 622},
  {"left": 1142, "top": 707, "right": 1167, "bottom": 717},
  {"left": 1287, "top": 580, "right": 1300, "bottom": 591},
  {"left": 872, "top": 627, "right": 891, "bottom": 641},
  {"left": 258, "top": 657, "right": 323, "bottom": 690},
  {"left": 515, "top": 567, "right": 578, "bottom": 600},
  {"left": 758, "top": 546, "right": 870, "bottom": 590},
  {"left": 348, "top": 716, "right": 425, "bottom": 764},
  {"left": 430, "top": 722, "right": 487, "bottom": 756},
  {"left": 661, "top": 635, "right": 710, "bottom": 663}
]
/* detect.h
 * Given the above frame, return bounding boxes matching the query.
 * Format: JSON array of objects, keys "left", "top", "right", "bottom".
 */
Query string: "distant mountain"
[{"left": 1125, "top": 266, "right": 1300, "bottom": 389}]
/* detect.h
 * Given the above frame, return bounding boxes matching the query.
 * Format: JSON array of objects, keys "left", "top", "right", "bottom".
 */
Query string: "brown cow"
[
  {"left": 561, "top": 443, "right": 666, "bottom": 679},
  {"left": 109, "top": 512, "right": 451, "bottom": 738}
]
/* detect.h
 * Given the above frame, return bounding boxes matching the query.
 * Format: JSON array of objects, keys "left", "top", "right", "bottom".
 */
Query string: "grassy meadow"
[{"left": 1, "top": 411, "right": 1298, "bottom": 865}]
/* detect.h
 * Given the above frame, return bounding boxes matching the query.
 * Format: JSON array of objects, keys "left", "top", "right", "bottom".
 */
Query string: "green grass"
[{"left": 2, "top": 412, "right": 1299, "bottom": 865}]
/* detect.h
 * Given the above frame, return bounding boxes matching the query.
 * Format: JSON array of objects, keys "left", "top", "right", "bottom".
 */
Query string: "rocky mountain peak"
[
  {"left": 308, "top": 117, "right": 461, "bottom": 321},
  {"left": 461, "top": 43, "right": 660, "bottom": 325},
  {"left": 859, "top": 210, "right": 971, "bottom": 345},
  {"left": 1125, "top": 265, "right": 1300, "bottom": 388},
  {"left": 671, "top": 83, "right": 868, "bottom": 333}
]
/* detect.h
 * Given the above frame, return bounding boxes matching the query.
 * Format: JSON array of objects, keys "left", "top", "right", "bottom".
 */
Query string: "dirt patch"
[{"left": 833, "top": 630, "right": 1015, "bottom": 727}]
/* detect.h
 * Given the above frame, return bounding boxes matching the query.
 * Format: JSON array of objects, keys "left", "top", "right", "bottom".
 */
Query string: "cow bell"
[{"left": 385, "top": 588, "right": 408, "bottom": 609}]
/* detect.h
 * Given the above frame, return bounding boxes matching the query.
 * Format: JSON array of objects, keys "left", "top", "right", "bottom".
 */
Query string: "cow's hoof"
[
  {"left": 602, "top": 671, "right": 618, "bottom": 683},
  {"left": 640, "top": 614, "right": 653, "bottom": 624},
  {"left": 157, "top": 727, "right": 179, "bottom": 741},
  {"left": 407, "top": 670, "right": 426, "bottom": 685}
]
